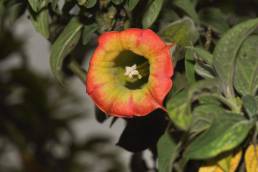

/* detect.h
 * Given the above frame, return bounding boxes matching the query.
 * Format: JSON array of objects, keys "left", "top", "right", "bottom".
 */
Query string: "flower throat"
[{"left": 114, "top": 50, "right": 150, "bottom": 90}]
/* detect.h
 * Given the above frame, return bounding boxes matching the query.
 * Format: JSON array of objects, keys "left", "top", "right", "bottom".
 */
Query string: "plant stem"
[
  {"left": 68, "top": 60, "right": 87, "bottom": 83},
  {"left": 212, "top": 94, "right": 240, "bottom": 112},
  {"left": 194, "top": 93, "right": 240, "bottom": 113}
]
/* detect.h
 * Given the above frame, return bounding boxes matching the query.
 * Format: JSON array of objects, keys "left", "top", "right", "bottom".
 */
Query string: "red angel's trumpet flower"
[{"left": 86, "top": 28, "right": 174, "bottom": 117}]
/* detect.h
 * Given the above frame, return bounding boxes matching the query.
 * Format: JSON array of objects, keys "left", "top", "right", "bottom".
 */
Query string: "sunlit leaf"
[
  {"left": 166, "top": 90, "right": 192, "bottom": 130},
  {"left": 186, "top": 112, "right": 252, "bottom": 159},
  {"left": 227, "top": 150, "right": 242, "bottom": 172},
  {"left": 245, "top": 144, "right": 258, "bottom": 172},
  {"left": 199, "top": 165, "right": 223, "bottom": 172},
  {"left": 198, "top": 150, "right": 242, "bottom": 172}
]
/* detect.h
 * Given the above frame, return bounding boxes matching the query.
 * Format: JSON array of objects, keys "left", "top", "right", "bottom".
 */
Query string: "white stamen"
[{"left": 124, "top": 64, "right": 142, "bottom": 79}]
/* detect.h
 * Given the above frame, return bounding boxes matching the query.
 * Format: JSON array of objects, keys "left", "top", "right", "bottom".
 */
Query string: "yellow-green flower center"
[{"left": 114, "top": 50, "right": 150, "bottom": 90}]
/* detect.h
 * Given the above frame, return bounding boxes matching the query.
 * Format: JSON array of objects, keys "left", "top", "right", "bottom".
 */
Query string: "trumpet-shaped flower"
[{"left": 86, "top": 28, "right": 174, "bottom": 117}]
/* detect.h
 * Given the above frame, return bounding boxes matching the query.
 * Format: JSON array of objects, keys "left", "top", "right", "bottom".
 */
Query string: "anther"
[{"left": 124, "top": 64, "right": 142, "bottom": 79}]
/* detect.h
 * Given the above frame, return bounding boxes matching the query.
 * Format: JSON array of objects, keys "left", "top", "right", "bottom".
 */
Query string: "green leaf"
[
  {"left": 191, "top": 104, "right": 225, "bottom": 134},
  {"left": 173, "top": 0, "right": 199, "bottom": 22},
  {"left": 77, "top": 0, "right": 87, "bottom": 5},
  {"left": 188, "top": 79, "right": 219, "bottom": 101},
  {"left": 185, "top": 49, "right": 196, "bottom": 84},
  {"left": 27, "top": 0, "right": 48, "bottom": 12},
  {"left": 213, "top": 18, "right": 258, "bottom": 97},
  {"left": 234, "top": 35, "right": 258, "bottom": 96},
  {"left": 0, "top": 1, "right": 4, "bottom": 16},
  {"left": 186, "top": 112, "right": 253, "bottom": 159},
  {"left": 95, "top": 107, "right": 108, "bottom": 123},
  {"left": 85, "top": 0, "right": 97, "bottom": 8},
  {"left": 186, "top": 47, "right": 213, "bottom": 65},
  {"left": 142, "top": 0, "right": 164, "bottom": 28},
  {"left": 4, "top": 1, "right": 25, "bottom": 25},
  {"left": 167, "top": 72, "right": 188, "bottom": 98},
  {"left": 198, "top": 95, "right": 222, "bottom": 106},
  {"left": 157, "top": 132, "right": 177, "bottom": 172},
  {"left": 82, "top": 23, "right": 98, "bottom": 45},
  {"left": 30, "top": 8, "right": 49, "bottom": 38},
  {"left": 50, "top": 17, "right": 83, "bottom": 83},
  {"left": 256, "top": 96, "right": 258, "bottom": 108},
  {"left": 195, "top": 63, "right": 215, "bottom": 79},
  {"left": 27, "top": 0, "right": 38, "bottom": 11},
  {"left": 159, "top": 9, "right": 180, "bottom": 29},
  {"left": 112, "top": 0, "right": 124, "bottom": 5},
  {"left": 126, "top": 0, "right": 139, "bottom": 11},
  {"left": 166, "top": 90, "right": 192, "bottom": 130},
  {"left": 159, "top": 17, "right": 199, "bottom": 46},
  {"left": 199, "top": 8, "right": 229, "bottom": 34},
  {"left": 242, "top": 95, "right": 257, "bottom": 118},
  {"left": 51, "top": 0, "right": 60, "bottom": 14}
]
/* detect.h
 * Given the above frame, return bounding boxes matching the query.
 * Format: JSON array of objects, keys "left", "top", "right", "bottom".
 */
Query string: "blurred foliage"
[
  {"left": 0, "top": 0, "right": 125, "bottom": 172},
  {"left": 2, "top": 0, "right": 258, "bottom": 172}
]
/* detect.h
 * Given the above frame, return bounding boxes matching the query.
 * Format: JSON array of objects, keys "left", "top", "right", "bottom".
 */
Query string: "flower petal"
[
  {"left": 149, "top": 76, "right": 172, "bottom": 105},
  {"left": 107, "top": 88, "right": 162, "bottom": 117},
  {"left": 137, "top": 29, "right": 167, "bottom": 57},
  {"left": 130, "top": 88, "right": 162, "bottom": 116},
  {"left": 98, "top": 31, "right": 122, "bottom": 53},
  {"left": 86, "top": 28, "right": 174, "bottom": 117},
  {"left": 150, "top": 46, "right": 174, "bottom": 78},
  {"left": 119, "top": 28, "right": 143, "bottom": 55},
  {"left": 86, "top": 67, "right": 112, "bottom": 94},
  {"left": 89, "top": 83, "right": 121, "bottom": 113}
]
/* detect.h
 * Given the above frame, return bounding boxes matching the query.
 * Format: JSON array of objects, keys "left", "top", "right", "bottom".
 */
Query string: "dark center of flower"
[{"left": 114, "top": 50, "right": 150, "bottom": 90}]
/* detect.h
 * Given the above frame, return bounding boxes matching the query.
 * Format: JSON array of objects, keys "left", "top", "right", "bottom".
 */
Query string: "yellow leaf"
[
  {"left": 199, "top": 150, "right": 242, "bottom": 172},
  {"left": 245, "top": 144, "right": 258, "bottom": 172},
  {"left": 218, "top": 156, "right": 231, "bottom": 171},
  {"left": 199, "top": 165, "right": 223, "bottom": 172},
  {"left": 229, "top": 151, "right": 242, "bottom": 172}
]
